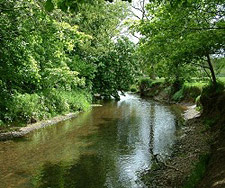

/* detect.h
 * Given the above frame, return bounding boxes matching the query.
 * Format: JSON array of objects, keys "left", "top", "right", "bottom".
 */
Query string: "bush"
[
  {"left": 1, "top": 89, "right": 91, "bottom": 125},
  {"left": 4, "top": 93, "right": 45, "bottom": 123},
  {"left": 139, "top": 77, "right": 152, "bottom": 95},
  {"left": 130, "top": 85, "right": 138, "bottom": 92},
  {"left": 0, "top": 120, "right": 4, "bottom": 127},
  {"left": 42, "top": 89, "right": 91, "bottom": 115},
  {"left": 200, "top": 81, "right": 224, "bottom": 111},
  {"left": 42, "top": 89, "right": 70, "bottom": 115},
  {"left": 139, "top": 77, "right": 152, "bottom": 87},
  {"left": 195, "top": 95, "right": 202, "bottom": 110},
  {"left": 59, "top": 90, "right": 91, "bottom": 112},
  {"left": 201, "top": 81, "right": 224, "bottom": 97},
  {"left": 200, "top": 81, "right": 225, "bottom": 124},
  {"left": 172, "top": 89, "right": 184, "bottom": 101}
]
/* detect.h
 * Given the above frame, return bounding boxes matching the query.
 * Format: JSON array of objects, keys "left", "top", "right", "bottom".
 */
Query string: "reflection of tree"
[
  {"left": 149, "top": 103, "right": 156, "bottom": 159},
  {"left": 34, "top": 163, "right": 65, "bottom": 188},
  {"left": 32, "top": 98, "right": 164, "bottom": 188},
  {"left": 34, "top": 154, "right": 107, "bottom": 188}
]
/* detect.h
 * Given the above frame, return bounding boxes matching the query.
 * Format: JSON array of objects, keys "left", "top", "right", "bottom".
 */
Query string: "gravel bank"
[
  {"left": 141, "top": 106, "right": 210, "bottom": 187},
  {"left": 0, "top": 112, "right": 79, "bottom": 141}
]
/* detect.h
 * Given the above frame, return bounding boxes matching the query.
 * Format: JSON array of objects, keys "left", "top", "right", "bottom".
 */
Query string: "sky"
[{"left": 120, "top": 0, "right": 149, "bottom": 43}]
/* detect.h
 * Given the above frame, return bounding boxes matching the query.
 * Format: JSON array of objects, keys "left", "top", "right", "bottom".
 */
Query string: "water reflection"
[
  {"left": 34, "top": 155, "right": 107, "bottom": 188},
  {"left": 0, "top": 94, "right": 177, "bottom": 188}
]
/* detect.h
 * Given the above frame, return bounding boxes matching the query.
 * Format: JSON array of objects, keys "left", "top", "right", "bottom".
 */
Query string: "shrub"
[
  {"left": 139, "top": 77, "right": 152, "bottom": 95},
  {"left": 139, "top": 77, "right": 152, "bottom": 88},
  {"left": 4, "top": 93, "right": 45, "bottom": 123},
  {"left": 42, "top": 89, "right": 91, "bottom": 115},
  {"left": 195, "top": 95, "right": 202, "bottom": 111},
  {"left": 0, "top": 120, "right": 4, "bottom": 127},
  {"left": 139, "top": 77, "right": 165, "bottom": 90},
  {"left": 201, "top": 81, "right": 224, "bottom": 97},
  {"left": 130, "top": 85, "right": 138, "bottom": 92},
  {"left": 200, "top": 81, "right": 225, "bottom": 124},
  {"left": 59, "top": 90, "right": 91, "bottom": 112},
  {"left": 1, "top": 89, "right": 91, "bottom": 125},
  {"left": 172, "top": 89, "right": 184, "bottom": 101},
  {"left": 42, "top": 89, "right": 70, "bottom": 115}
]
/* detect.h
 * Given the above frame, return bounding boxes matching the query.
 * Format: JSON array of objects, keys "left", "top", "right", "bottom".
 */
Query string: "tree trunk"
[{"left": 206, "top": 54, "right": 217, "bottom": 86}]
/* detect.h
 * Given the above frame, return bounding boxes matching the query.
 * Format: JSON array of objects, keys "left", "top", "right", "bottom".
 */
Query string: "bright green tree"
[
  {"left": 92, "top": 37, "right": 139, "bottom": 99},
  {"left": 0, "top": 0, "right": 91, "bottom": 123},
  {"left": 137, "top": 0, "right": 225, "bottom": 88}
]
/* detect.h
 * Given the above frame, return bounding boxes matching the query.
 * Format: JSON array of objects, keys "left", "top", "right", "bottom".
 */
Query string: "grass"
[
  {"left": 172, "top": 82, "right": 203, "bottom": 102},
  {"left": 184, "top": 82, "right": 207, "bottom": 88},
  {"left": 182, "top": 154, "right": 210, "bottom": 188},
  {"left": 172, "top": 76, "right": 225, "bottom": 102}
]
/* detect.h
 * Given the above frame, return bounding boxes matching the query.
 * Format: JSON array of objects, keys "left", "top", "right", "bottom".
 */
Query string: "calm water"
[{"left": 0, "top": 94, "right": 178, "bottom": 188}]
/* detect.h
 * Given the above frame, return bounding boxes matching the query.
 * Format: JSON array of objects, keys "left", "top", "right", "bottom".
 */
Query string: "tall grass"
[{"left": 172, "top": 82, "right": 203, "bottom": 102}]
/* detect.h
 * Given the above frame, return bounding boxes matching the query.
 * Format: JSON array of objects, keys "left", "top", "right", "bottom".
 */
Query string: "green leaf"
[{"left": 45, "top": 0, "right": 54, "bottom": 12}]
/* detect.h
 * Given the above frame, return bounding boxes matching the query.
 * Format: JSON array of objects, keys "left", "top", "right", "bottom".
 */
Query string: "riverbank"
[
  {"left": 141, "top": 111, "right": 211, "bottom": 187},
  {"left": 139, "top": 80, "right": 225, "bottom": 188},
  {"left": 0, "top": 112, "right": 79, "bottom": 141},
  {"left": 197, "top": 124, "right": 225, "bottom": 188},
  {"left": 142, "top": 108, "right": 225, "bottom": 188}
]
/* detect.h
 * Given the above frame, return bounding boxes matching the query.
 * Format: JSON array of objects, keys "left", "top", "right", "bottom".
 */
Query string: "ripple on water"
[{"left": 0, "top": 93, "right": 178, "bottom": 188}]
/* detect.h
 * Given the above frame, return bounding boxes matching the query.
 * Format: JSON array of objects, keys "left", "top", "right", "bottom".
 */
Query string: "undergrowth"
[
  {"left": 0, "top": 89, "right": 91, "bottom": 126},
  {"left": 172, "top": 82, "right": 203, "bottom": 102},
  {"left": 182, "top": 154, "right": 210, "bottom": 188}
]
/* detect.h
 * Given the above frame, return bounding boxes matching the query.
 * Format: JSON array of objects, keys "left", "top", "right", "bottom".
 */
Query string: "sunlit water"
[{"left": 0, "top": 94, "right": 178, "bottom": 188}]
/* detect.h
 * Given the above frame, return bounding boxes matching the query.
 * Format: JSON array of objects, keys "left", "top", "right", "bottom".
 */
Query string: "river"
[{"left": 0, "top": 94, "right": 179, "bottom": 188}]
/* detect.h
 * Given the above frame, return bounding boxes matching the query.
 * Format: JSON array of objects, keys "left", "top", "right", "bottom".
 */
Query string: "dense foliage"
[
  {"left": 92, "top": 38, "right": 138, "bottom": 99},
  {"left": 136, "top": 0, "right": 225, "bottom": 89},
  {"left": 1, "top": 0, "right": 224, "bottom": 126},
  {"left": 0, "top": 0, "right": 138, "bottom": 125}
]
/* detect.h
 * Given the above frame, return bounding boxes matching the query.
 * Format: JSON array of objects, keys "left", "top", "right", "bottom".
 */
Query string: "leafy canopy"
[{"left": 136, "top": 0, "right": 225, "bottom": 86}]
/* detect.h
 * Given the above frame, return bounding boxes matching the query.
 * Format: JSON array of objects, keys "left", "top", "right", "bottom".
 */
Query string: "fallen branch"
[{"left": 154, "top": 154, "right": 184, "bottom": 173}]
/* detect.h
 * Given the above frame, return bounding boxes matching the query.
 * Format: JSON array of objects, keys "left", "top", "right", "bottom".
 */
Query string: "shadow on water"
[
  {"left": 34, "top": 154, "right": 107, "bottom": 188},
  {"left": 0, "top": 93, "right": 181, "bottom": 188}
]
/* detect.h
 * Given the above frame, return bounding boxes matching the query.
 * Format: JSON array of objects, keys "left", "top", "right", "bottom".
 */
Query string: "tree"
[
  {"left": 43, "top": 0, "right": 132, "bottom": 12},
  {"left": 137, "top": 0, "right": 225, "bottom": 87},
  {"left": 66, "top": 0, "right": 136, "bottom": 99},
  {"left": 93, "top": 37, "right": 139, "bottom": 99},
  {"left": 0, "top": 0, "right": 91, "bottom": 123},
  {"left": 0, "top": 0, "right": 139, "bottom": 124}
]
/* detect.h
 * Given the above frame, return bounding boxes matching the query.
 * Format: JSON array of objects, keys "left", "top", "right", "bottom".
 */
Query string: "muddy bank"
[
  {"left": 196, "top": 90, "right": 225, "bottom": 188},
  {"left": 141, "top": 115, "right": 211, "bottom": 187},
  {"left": 197, "top": 127, "right": 225, "bottom": 188},
  {"left": 140, "top": 84, "right": 225, "bottom": 188},
  {"left": 0, "top": 112, "right": 79, "bottom": 141}
]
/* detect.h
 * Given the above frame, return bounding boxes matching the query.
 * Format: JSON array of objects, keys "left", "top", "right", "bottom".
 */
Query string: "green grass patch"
[
  {"left": 184, "top": 82, "right": 207, "bottom": 88},
  {"left": 172, "top": 82, "right": 203, "bottom": 102},
  {"left": 183, "top": 154, "right": 210, "bottom": 188}
]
